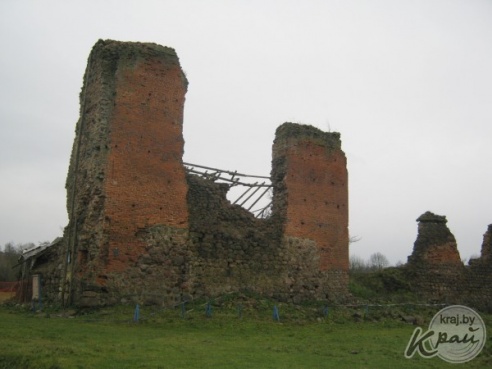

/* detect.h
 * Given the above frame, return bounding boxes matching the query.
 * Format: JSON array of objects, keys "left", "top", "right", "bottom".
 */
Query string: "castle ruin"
[
  {"left": 58, "top": 39, "right": 349, "bottom": 306},
  {"left": 29, "top": 39, "right": 489, "bottom": 310}
]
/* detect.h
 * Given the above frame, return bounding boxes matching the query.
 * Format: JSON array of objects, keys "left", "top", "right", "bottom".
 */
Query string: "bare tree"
[
  {"left": 368, "top": 252, "right": 389, "bottom": 270},
  {"left": 349, "top": 255, "right": 367, "bottom": 272}
]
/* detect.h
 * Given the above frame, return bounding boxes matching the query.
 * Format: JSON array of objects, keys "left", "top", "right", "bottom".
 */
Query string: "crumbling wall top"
[
  {"left": 88, "top": 39, "right": 188, "bottom": 87},
  {"left": 408, "top": 211, "right": 462, "bottom": 266},
  {"left": 92, "top": 39, "right": 181, "bottom": 60},
  {"left": 417, "top": 211, "right": 447, "bottom": 224},
  {"left": 274, "top": 123, "right": 341, "bottom": 151}
]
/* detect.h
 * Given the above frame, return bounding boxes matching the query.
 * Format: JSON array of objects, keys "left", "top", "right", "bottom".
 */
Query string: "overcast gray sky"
[{"left": 1, "top": 0, "right": 491, "bottom": 264}]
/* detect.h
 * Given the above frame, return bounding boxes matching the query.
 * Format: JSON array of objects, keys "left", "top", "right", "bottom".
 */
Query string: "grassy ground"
[{"left": 1, "top": 301, "right": 491, "bottom": 369}]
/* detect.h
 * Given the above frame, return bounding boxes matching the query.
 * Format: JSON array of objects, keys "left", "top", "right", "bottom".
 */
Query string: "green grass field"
[{"left": 0, "top": 302, "right": 491, "bottom": 369}]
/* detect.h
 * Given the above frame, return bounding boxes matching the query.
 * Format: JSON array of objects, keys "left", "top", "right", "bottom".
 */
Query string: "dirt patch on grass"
[{"left": 0, "top": 291, "right": 15, "bottom": 303}]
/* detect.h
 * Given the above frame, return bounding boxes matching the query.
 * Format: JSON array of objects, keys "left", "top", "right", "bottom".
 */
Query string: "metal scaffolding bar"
[{"left": 183, "top": 162, "right": 270, "bottom": 180}]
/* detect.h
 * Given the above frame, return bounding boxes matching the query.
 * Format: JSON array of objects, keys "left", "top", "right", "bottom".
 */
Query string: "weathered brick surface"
[
  {"left": 57, "top": 40, "right": 352, "bottom": 306},
  {"left": 408, "top": 211, "right": 462, "bottom": 266},
  {"left": 272, "top": 123, "right": 349, "bottom": 272},
  {"left": 406, "top": 212, "right": 464, "bottom": 302},
  {"left": 63, "top": 40, "right": 189, "bottom": 304},
  {"left": 103, "top": 40, "right": 188, "bottom": 273}
]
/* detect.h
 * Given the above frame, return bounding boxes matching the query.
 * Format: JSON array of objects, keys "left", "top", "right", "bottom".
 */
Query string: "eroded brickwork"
[
  {"left": 405, "top": 212, "right": 492, "bottom": 311},
  {"left": 102, "top": 40, "right": 188, "bottom": 273},
  {"left": 408, "top": 212, "right": 462, "bottom": 266},
  {"left": 64, "top": 40, "right": 189, "bottom": 304},
  {"left": 406, "top": 211, "right": 464, "bottom": 302},
  {"left": 271, "top": 124, "right": 349, "bottom": 272},
  {"left": 57, "top": 39, "right": 351, "bottom": 306}
]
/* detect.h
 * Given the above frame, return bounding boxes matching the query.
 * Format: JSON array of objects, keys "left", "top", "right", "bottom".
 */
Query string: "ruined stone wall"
[
  {"left": 406, "top": 212, "right": 464, "bottom": 302},
  {"left": 407, "top": 212, "right": 462, "bottom": 265},
  {"left": 102, "top": 40, "right": 188, "bottom": 273},
  {"left": 186, "top": 174, "right": 283, "bottom": 296},
  {"left": 63, "top": 39, "right": 117, "bottom": 301},
  {"left": 96, "top": 169, "right": 349, "bottom": 306},
  {"left": 466, "top": 225, "right": 492, "bottom": 311},
  {"left": 185, "top": 174, "right": 346, "bottom": 302},
  {"left": 406, "top": 212, "right": 492, "bottom": 311},
  {"left": 271, "top": 123, "right": 349, "bottom": 272},
  {"left": 64, "top": 40, "right": 189, "bottom": 305},
  {"left": 60, "top": 40, "right": 350, "bottom": 307}
]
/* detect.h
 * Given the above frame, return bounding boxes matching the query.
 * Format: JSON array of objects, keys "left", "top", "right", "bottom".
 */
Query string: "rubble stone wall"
[
  {"left": 466, "top": 225, "right": 492, "bottom": 311},
  {"left": 186, "top": 174, "right": 348, "bottom": 303},
  {"left": 406, "top": 212, "right": 492, "bottom": 311}
]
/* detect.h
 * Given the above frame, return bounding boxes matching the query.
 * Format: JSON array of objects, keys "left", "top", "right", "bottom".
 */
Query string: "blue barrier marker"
[
  {"left": 133, "top": 304, "right": 140, "bottom": 323},
  {"left": 181, "top": 301, "right": 186, "bottom": 318},
  {"left": 323, "top": 305, "right": 329, "bottom": 317},
  {"left": 237, "top": 304, "right": 243, "bottom": 319},
  {"left": 205, "top": 302, "right": 212, "bottom": 317},
  {"left": 273, "top": 305, "right": 280, "bottom": 321}
]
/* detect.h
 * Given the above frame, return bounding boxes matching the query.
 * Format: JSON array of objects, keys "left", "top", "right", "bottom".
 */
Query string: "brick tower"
[
  {"left": 271, "top": 123, "right": 349, "bottom": 272},
  {"left": 63, "top": 40, "right": 189, "bottom": 304}
]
